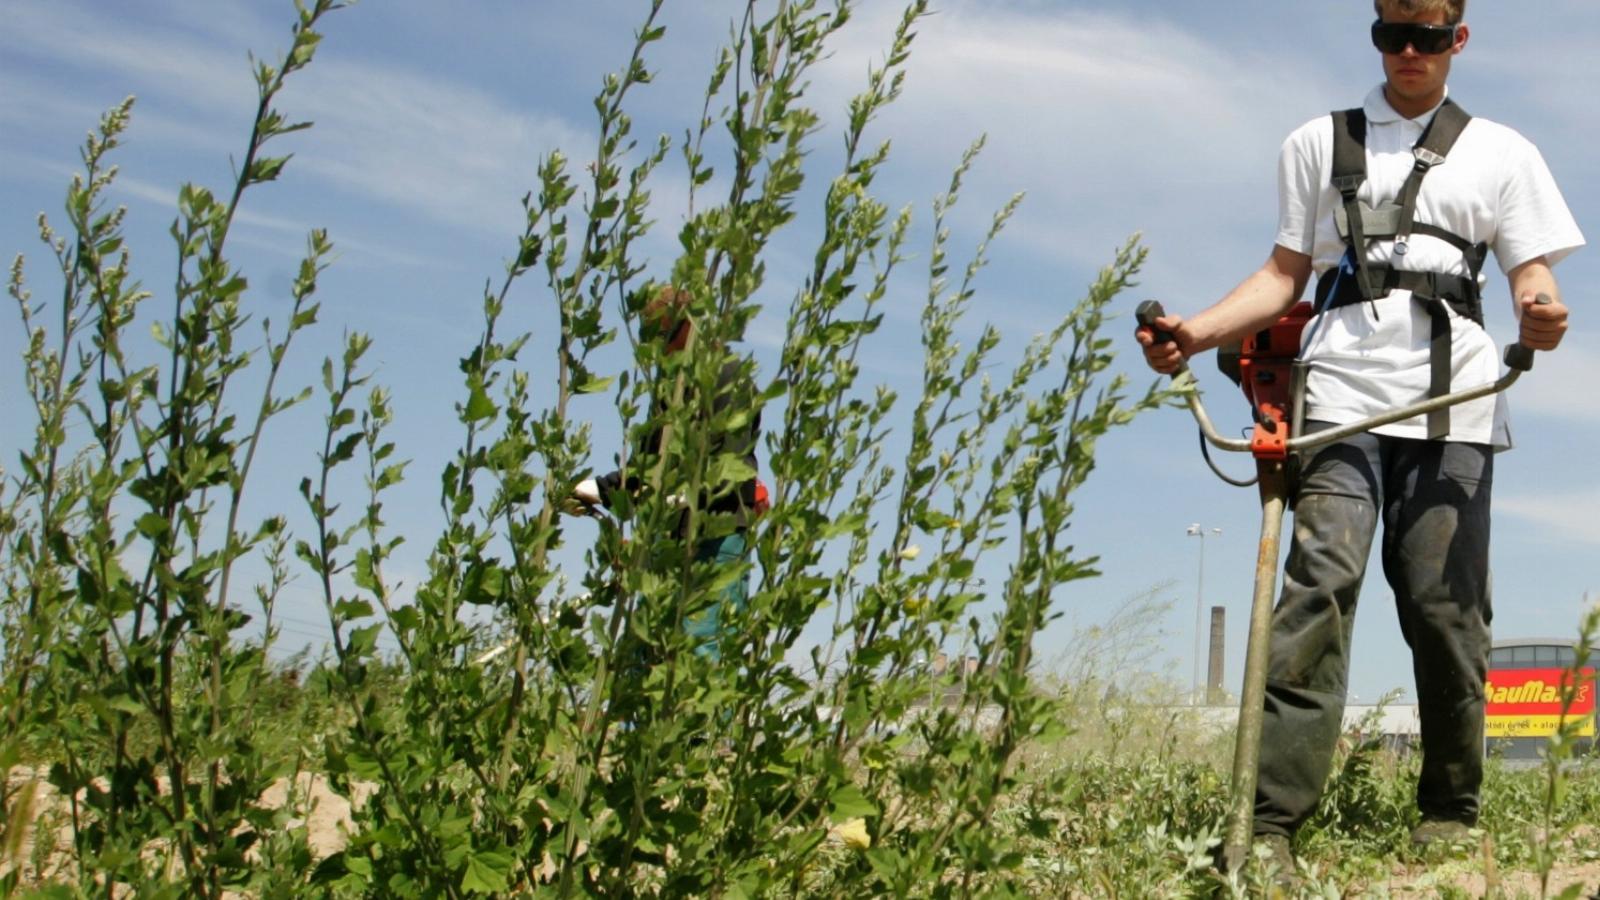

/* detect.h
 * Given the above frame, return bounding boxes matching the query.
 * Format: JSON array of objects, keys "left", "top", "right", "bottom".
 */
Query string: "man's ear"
[{"left": 1452, "top": 23, "right": 1470, "bottom": 54}]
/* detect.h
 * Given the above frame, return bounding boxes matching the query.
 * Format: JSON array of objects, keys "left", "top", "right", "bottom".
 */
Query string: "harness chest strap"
[{"left": 1321, "top": 98, "right": 1486, "bottom": 439}]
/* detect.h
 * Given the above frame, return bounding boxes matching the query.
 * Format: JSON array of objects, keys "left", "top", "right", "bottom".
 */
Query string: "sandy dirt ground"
[
  {"left": 6, "top": 766, "right": 1600, "bottom": 895},
  {"left": 3, "top": 767, "right": 369, "bottom": 887},
  {"left": 1383, "top": 862, "right": 1600, "bottom": 899}
]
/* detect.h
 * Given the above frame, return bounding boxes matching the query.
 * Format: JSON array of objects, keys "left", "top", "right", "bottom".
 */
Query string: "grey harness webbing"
[{"left": 1318, "top": 99, "right": 1487, "bottom": 439}]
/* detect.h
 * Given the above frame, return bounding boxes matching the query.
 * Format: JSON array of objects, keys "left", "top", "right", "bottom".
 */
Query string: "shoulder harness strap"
[
  {"left": 1329, "top": 108, "right": 1373, "bottom": 298},
  {"left": 1394, "top": 99, "right": 1471, "bottom": 257},
  {"left": 1320, "top": 100, "right": 1483, "bottom": 439}
]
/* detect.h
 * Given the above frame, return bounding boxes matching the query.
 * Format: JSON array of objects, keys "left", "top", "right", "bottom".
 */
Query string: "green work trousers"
[{"left": 1254, "top": 424, "right": 1494, "bottom": 837}]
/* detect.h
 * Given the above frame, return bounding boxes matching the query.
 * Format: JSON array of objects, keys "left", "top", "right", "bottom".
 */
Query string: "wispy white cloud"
[
  {"left": 0, "top": 73, "right": 128, "bottom": 145},
  {"left": 1496, "top": 486, "right": 1600, "bottom": 547},
  {"left": 3, "top": 1, "right": 262, "bottom": 114},
  {"left": 1507, "top": 335, "right": 1600, "bottom": 423},
  {"left": 793, "top": 3, "right": 1348, "bottom": 313},
  {"left": 5, "top": 149, "right": 431, "bottom": 270},
  {"left": 277, "top": 57, "right": 595, "bottom": 235},
  {"left": 1463, "top": 3, "right": 1600, "bottom": 134},
  {"left": 2, "top": 1, "right": 653, "bottom": 242}
]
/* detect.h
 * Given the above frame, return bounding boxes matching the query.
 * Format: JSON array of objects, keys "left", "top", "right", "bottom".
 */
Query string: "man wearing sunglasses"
[{"left": 1136, "top": 0, "right": 1583, "bottom": 877}]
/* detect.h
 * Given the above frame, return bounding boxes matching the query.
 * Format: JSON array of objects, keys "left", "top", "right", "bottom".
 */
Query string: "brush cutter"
[{"left": 1136, "top": 295, "right": 1547, "bottom": 873}]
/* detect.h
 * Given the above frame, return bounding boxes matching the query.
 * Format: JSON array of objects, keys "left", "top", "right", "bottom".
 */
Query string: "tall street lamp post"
[{"left": 1187, "top": 523, "right": 1222, "bottom": 704}]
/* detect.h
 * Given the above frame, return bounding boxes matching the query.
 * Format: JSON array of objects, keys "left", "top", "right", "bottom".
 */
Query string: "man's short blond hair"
[{"left": 1374, "top": 0, "right": 1465, "bottom": 23}]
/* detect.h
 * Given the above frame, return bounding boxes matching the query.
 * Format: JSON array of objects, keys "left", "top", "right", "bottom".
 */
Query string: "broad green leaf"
[
  {"left": 134, "top": 512, "right": 169, "bottom": 540},
  {"left": 463, "top": 384, "right": 497, "bottom": 422},
  {"left": 708, "top": 452, "right": 756, "bottom": 487},
  {"left": 574, "top": 374, "right": 615, "bottom": 395},
  {"left": 828, "top": 784, "right": 878, "bottom": 823},
  {"left": 460, "top": 850, "right": 513, "bottom": 895},
  {"left": 248, "top": 154, "right": 292, "bottom": 183},
  {"left": 821, "top": 512, "right": 867, "bottom": 540}
]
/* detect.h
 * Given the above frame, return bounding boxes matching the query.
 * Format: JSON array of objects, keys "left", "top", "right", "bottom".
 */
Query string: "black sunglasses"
[{"left": 1371, "top": 19, "right": 1460, "bottom": 55}]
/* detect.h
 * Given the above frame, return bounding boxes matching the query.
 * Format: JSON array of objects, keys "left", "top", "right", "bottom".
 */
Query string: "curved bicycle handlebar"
[{"left": 1136, "top": 296, "right": 1546, "bottom": 456}]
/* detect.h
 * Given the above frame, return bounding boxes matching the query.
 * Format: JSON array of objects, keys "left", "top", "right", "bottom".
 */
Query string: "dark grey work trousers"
[{"left": 1253, "top": 423, "right": 1493, "bottom": 837}]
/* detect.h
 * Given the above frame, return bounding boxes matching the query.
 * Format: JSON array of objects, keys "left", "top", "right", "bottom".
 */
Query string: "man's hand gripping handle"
[
  {"left": 1503, "top": 293, "right": 1552, "bottom": 372},
  {"left": 1136, "top": 299, "right": 1188, "bottom": 376}
]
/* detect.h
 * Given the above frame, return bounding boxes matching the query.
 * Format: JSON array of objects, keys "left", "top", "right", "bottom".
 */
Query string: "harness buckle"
[
  {"left": 1331, "top": 174, "right": 1363, "bottom": 198},
  {"left": 1414, "top": 146, "right": 1446, "bottom": 168}
]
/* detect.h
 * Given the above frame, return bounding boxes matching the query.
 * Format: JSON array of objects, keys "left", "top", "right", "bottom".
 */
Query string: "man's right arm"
[{"left": 1136, "top": 243, "right": 1312, "bottom": 374}]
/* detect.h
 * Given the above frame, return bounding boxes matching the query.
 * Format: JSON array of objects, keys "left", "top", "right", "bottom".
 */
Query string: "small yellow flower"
[
  {"left": 898, "top": 544, "right": 920, "bottom": 561},
  {"left": 903, "top": 595, "right": 927, "bottom": 614},
  {"left": 832, "top": 817, "right": 871, "bottom": 849}
]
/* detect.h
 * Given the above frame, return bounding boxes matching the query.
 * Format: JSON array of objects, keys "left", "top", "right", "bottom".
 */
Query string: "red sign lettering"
[{"left": 1484, "top": 667, "right": 1596, "bottom": 718}]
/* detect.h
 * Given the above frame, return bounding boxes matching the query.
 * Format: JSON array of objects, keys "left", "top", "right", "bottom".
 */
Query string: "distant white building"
[
  {"left": 1188, "top": 703, "right": 1419, "bottom": 751},
  {"left": 1185, "top": 636, "right": 1597, "bottom": 762}
]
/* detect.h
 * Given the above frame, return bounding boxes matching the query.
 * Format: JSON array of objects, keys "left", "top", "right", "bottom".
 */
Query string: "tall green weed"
[
  {"left": 302, "top": 2, "right": 1173, "bottom": 894},
  {"left": 2, "top": 3, "right": 346, "bottom": 896},
  {"left": 0, "top": 0, "right": 1176, "bottom": 896}
]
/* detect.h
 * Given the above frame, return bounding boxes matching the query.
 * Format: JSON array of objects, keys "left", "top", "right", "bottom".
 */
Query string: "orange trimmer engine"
[
  {"left": 1217, "top": 301, "right": 1314, "bottom": 461},
  {"left": 1135, "top": 298, "right": 1317, "bottom": 465}
]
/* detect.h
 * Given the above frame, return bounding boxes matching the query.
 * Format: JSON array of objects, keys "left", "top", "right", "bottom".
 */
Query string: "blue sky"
[{"left": 3, "top": 0, "right": 1596, "bottom": 703}]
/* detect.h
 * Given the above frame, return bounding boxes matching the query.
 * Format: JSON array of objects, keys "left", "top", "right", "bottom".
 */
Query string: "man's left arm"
[{"left": 1507, "top": 256, "right": 1568, "bottom": 352}]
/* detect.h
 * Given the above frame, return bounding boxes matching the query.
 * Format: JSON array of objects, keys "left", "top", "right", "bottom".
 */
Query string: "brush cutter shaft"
[
  {"left": 1176, "top": 365, "right": 1525, "bottom": 454},
  {"left": 1221, "top": 469, "right": 1287, "bottom": 869},
  {"left": 1136, "top": 297, "right": 1543, "bottom": 457}
]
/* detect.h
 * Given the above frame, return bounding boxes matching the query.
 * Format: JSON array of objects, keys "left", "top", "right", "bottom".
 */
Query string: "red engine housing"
[{"left": 1236, "top": 302, "right": 1313, "bottom": 461}]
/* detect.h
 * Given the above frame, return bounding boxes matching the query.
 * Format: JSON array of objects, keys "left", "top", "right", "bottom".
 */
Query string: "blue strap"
[{"left": 1298, "top": 248, "right": 1356, "bottom": 359}]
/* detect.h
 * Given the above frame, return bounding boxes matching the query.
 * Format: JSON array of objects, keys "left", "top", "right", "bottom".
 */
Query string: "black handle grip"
[
  {"left": 1504, "top": 292, "right": 1553, "bottom": 373},
  {"left": 1136, "top": 299, "right": 1174, "bottom": 344},
  {"left": 1503, "top": 343, "right": 1534, "bottom": 372}
]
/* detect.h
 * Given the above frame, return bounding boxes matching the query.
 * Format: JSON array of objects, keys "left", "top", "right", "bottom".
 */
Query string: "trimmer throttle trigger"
[
  {"left": 1136, "top": 300, "right": 1175, "bottom": 345},
  {"left": 1503, "top": 292, "right": 1552, "bottom": 373}
]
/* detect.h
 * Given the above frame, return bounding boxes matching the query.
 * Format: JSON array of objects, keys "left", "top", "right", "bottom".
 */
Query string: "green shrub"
[
  {"left": 21, "top": 1, "right": 1589, "bottom": 896},
  {"left": 300, "top": 1, "right": 1174, "bottom": 893},
  {"left": 1, "top": 0, "right": 1175, "bottom": 896},
  {"left": 2, "top": 3, "right": 345, "bottom": 895}
]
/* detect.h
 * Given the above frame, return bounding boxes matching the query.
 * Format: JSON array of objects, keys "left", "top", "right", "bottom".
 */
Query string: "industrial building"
[{"left": 1193, "top": 615, "right": 1595, "bottom": 762}]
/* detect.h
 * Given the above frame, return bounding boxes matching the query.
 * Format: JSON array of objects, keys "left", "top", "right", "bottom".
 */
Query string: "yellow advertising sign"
[
  {"left": 1483, "top": 666, "right": 1597, "bottom": 739},
  {"left": 1485, "top": 714, "right": 1597, "bottom": 738}
]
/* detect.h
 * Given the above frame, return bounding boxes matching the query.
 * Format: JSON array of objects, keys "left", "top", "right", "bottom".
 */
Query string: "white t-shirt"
[{"left": 1275, "top": 85, "right": 1584, "bottom": 447}]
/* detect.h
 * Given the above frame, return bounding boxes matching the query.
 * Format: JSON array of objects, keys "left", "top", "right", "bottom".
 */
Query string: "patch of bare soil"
[
  {"left": 1381, "top": 862, "right": 1600, "bottom": 898},
  {"left": 3, "top": 766, "right": 374, "bottom": 890},
  {"left": 1364, "top": 829, "right": 1600, "bottom": 898},
  {"left": 256, "top": 771, "right": 376, "bottom": 859}
]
